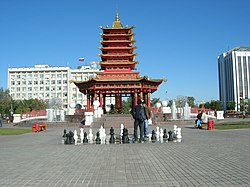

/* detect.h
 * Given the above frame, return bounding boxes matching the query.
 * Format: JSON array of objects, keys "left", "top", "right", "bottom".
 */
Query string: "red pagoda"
[{"left": 74, "top": 12, "right": 165, "bottom": 112}]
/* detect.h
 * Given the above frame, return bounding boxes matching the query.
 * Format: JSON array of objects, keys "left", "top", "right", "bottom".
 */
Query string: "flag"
[{"left": 79, "top": 58, "right": 85, "bottom": 62}]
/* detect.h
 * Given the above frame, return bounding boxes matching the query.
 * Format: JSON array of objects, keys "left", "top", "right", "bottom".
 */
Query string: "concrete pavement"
[{"left": 0, "top": 120, "right": 250, "bottom": 187}]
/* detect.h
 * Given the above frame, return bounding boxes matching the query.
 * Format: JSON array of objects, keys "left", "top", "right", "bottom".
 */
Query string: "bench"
[{"left": 32, "top": 123, "right": 47, "bottom": 132}]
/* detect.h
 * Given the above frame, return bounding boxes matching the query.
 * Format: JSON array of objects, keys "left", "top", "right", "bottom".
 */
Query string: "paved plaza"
[{"left": 0, "top": 120, "right": 250, "bottom": 187}]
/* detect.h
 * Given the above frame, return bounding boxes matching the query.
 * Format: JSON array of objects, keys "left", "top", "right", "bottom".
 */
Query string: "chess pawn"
[
  {"left": 73, "top": 130, "right": 78, "bottom": 145},
  {"left": 168, "top": 130, "right": 173, "bottom": 141},
  {"left": 109, "top": 127, "right": 115, "bottom": 144},
  {"left": 95, "top": 131, "right": 101, "bottom": 144},
  {"left": 122, "top": 128, "right": 129, "bottom": 144},
  {"left": 83, "top": 132, "right": 88, "bottom": 143},
  {"left": 62, "top": 129, "right": 67, "bottom": 138},
  {"left": 80, "top": 128, "right": 84, "bottom": 144},
  {"left": 151, "top": 130, "right": 157, "bottom": 142},
  {"left": 163, "top": 129, "right": 168, "bottom": 139}
]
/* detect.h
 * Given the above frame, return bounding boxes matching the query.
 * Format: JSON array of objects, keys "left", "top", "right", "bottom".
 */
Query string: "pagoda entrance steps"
[{"left": 91, "top": 114, "right": 134, "bottom": 128}]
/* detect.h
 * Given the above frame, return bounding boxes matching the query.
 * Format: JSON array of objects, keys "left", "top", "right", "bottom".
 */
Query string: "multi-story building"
[
  {"left": 218, "top": 47, "right": 250, "bottom": 111},
  {"left": 7, "top": 64, "right": 103, "bottom": 114}
]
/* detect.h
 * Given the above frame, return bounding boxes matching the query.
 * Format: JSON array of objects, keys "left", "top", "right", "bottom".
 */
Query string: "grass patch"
[
  {"left": 0, "top": 128, "right": 32, "bottom": 135},
  {"left": 214, "top": 121, "right": 250, "bottom": 130}
]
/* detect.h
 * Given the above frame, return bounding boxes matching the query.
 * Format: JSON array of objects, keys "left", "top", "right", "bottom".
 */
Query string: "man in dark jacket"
[{"left": 132, "top": 99, "right": 147, "bottom": 143}]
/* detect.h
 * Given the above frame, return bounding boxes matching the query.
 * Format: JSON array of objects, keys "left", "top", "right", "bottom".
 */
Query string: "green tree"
[
  {"left": 203, "top": 100, "right": 222, "bottom": 110},
  {"left": 150, "top": 98, "right": 160, "bottom": 107},
  {"left": 227, "top": 101, "right": 235, "bottom": 110},
  {"left": 0, "top": 88, "right": 12, "bottom": 117},
  {"left": 187, "top": 96, "right": 196, "bottom": 107},
  {"left": 121, "top": 97, "right": 133, "bottom": 114}
]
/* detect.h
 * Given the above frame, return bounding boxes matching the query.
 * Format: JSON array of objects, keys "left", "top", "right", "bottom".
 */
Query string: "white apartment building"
[
  {"left": 218, "top": 47, "right": 250, "bottom": 111},
  {"left": 8, "top": 64, "right": 102, "bottom": 115}
]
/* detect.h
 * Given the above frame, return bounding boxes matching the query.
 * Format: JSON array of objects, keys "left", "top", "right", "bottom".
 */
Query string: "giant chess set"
[{"left": 62, "top": 124, "right": 182, "bottom": 145}]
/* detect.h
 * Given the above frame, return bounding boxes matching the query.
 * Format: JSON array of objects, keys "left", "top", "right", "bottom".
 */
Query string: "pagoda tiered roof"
[{"left": 73, "top": 11, "right": 165, "bottom": 97}]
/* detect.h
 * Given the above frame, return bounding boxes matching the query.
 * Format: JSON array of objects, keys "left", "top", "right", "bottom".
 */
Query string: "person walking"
[
  {"left": 132, "top": 99, "right": 146, "bottom": 143},
  {"left": 143, "top": 101, "right": 151, "bottom": 138}
]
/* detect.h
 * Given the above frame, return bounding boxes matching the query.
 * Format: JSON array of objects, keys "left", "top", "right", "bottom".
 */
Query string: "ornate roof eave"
[
  {"left": 99, "top": 46, "right": 137, "bottom": 50},
  {"left": 100, "top": 33, "right": 135, "bottom": 37},
  {"left": 98, "top": 53, "right": 138, "bottom": 57},
  {"left": 99, "top": 26, "right": 135, "bottom": 30},
  {"left": 99, "top": 40, "right": 136, "bottom": 43},
  {"left": 100, "top": 61, "right": 138, "bottom": 65}
]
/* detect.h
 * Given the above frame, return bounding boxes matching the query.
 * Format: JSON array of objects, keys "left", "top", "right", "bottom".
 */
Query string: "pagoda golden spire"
[{"left": 112, "top": 9, "right": 123, "bottom": 28}]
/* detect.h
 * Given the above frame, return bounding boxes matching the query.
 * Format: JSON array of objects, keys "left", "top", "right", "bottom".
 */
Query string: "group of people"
[
  {"left": 132, "top": 99, "right": 152, "bottom": 143},
  {"left": 195, "top": 110, "right": 208, "bottom": 129}
]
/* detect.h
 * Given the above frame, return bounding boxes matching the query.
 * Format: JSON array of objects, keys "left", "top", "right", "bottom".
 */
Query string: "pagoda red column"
[
  {"left": 99, "top": 93, "right": 103, "bottom": 108},
  {"left": 134, "top": 91, "right": 138, "bottom": 105},
  {"left": 87, "top": 94, "right": 90, "bottom": 109},
  {"left": 147, "top": 92, "right": 150, "bottom": 107}
]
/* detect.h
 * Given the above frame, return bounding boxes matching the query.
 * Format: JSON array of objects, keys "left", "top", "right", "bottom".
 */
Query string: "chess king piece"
[
  {"left": 83, "top": 132, "right": 88, "bottom": 143},
  {"left": 151, "top": 130, "right": 157, "bottom": 143},
  {"left": 109, "top": 127, "right": 115, "bottom": 144},
  {"left": 95, "top": 131, "right": 101, "bottom": 144}
]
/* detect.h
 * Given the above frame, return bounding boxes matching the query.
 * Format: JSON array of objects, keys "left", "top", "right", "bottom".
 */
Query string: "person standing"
[
  {"left": 132, "top": 99, "right": 146, "bottom": 143},
  {"left": 143, "top": 101, "right": 151, "bottom": 138}
]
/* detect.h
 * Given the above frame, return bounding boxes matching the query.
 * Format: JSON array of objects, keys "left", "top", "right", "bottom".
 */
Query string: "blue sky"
[{"left": 1, "top": 0, "right": 250, "bottom": 103}]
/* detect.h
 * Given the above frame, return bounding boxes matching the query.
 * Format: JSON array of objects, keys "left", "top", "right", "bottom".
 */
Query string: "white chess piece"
[
  {"left": 176, "top": 127, "right": 182, "bottom": 139},
  {"left": 173, "top": 125, "right": 178, "bottom": 138},
  {"left": 88, "top": 128, "right": 93, "bottom": 143},
  {"left": 73, "top": 130, "right": 78, "bottom": 145},
  {"left": 156, "top": 126, "right": 160, "bottom": 139},
  {"left": 160, "top": 128, "right": 164, "bottom": 138},
  {"left": 120, "top": 124, "right": 124, "bottom": 137},
  {"left": 80, "top": 128, "right": 84, "bottom": 144}
]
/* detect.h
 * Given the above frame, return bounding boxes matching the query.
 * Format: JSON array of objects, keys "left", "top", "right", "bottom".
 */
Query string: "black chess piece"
[
  {"left": 168, "top": 130, "right": 173, "bottom": 141},
  {"left": 109, "top": 127, "right": 115, "bottom": 144},
  {"left": 96, "top": 131, "right": 101, "bottom": 144},
  {"left": 65, "top": 133, "right": 70, "bottom": 144},
  {"left": 83, "top": 132, "right": 88, "bottom": 143},
  {"left": 122, "top": 128, "right": 129, "bottom": 144},
  {"left": 163, "top": 129, "right": 168, "bottom": 139},
  {"left": 69, "top": 130, "right": 74, "bottom": 144},
  {"left": 62, "top": 129, "right": 67, "bottom": 138},
  {"left": 151, "top": 130, "right": 157, "bottom": 142}
]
